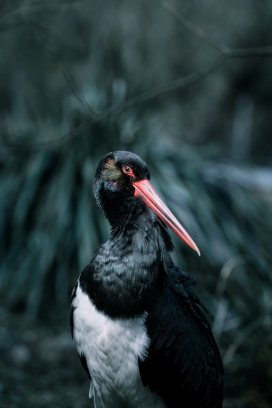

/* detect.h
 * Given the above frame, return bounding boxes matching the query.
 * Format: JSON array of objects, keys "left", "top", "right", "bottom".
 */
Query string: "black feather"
[
  {"left": 139, "top": 266, "right": 224, "bottom": 408},
  {"left": 70, "top": 283, "right": 77, "bottom": 338},
  {"left": 70, "top": 283, "right": 92, "bottom": 381},
  {"left": 79, "top": 353, "right": 91, "bottom": 380}
]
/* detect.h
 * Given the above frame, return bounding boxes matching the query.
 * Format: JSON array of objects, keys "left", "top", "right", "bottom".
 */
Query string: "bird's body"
[{"left": 71, "top": 151, "right": 223, "bottom": 408}]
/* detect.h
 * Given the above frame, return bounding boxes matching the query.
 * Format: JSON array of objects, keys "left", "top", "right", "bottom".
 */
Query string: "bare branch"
[
  {"left": 156, "top": 0, "right": 229, "bottom": 54},
  {"left": 58, "top": 57, "right": 98, "bottom": 120},
  {"left": 14, "top": 8, "right": 98, "bottom": 120},
  {"left": 227, "top": 47, "right": 272, "bottom": 58},
  {"left": 0, "top": 21, "right": 24, "bottom": 30},
  {"left": 33, "top": 24, "right": 98, "bottom": 119},
  {"left": 97, "top": 54, "right": 226, "bottom": 119},
  {"left": 1, "top": 121, "right": 93, "bottom": 151},
  {"left": 34, "top": 34, "right": 98, "bottom": 120},
  {"left": 48, "top": 0, "right": 75, "bottom": 31},
  {"left": 0, "top": 2, "right": 81, "bottom": 24},
  {"left": 156, "top": 0, "right": 272, "bottom": 58}
]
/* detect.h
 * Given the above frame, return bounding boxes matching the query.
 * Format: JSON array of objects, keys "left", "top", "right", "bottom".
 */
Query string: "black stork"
[{"left": 70, "top": 151, "right": 223, "bottom": 408}]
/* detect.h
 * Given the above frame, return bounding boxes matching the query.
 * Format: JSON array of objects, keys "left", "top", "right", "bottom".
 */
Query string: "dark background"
[{"left": 0, "top": 0, "right": 272, "bottom": 407}]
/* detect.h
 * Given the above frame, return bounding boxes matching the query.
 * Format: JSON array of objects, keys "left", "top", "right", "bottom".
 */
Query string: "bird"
[{"left": 70, "top": 151, "right": 223, "bottom": 408}]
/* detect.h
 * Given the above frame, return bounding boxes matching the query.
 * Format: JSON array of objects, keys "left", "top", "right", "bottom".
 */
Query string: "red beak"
[{"left": 133, "top": 179, "right": 200, "bottom": 255}]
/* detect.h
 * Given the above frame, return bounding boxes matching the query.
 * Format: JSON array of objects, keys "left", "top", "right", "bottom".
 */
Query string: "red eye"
[{"left": 122, "top": 166, "right": 135, "bottom": 177}]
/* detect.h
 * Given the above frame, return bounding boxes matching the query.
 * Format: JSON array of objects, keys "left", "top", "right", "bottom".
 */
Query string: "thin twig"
[
  {"left": 35, "top": 30, "right": 98, "bottom": 119},
  {"left": 10, "top": 2, "right": 98, "bottom": 123},
  {"left": 97, "top": 54, "right": 226, "bottom": 119},
  {"left": 156, "top": 0, "right": 229, "bottom": 54},
  {"left": 48, "top": 0, "right": 75, "bottom": 31},
  {"left": 1, "top": 121, "right": 93, "bottom": 151},
  {"left": 0, "top": 22, "right": 25, "bottom": 30},
  {"left": 14, "top": 8, "right": 98, "bottom": 120},
  {"left": 227, "top": 47, "right": 272, "bottom": 58},
  {"left": 0, "top": 3, "right": 81, "bottom": 22},
  {"left": 157, "top": 0, "right": 272, "bottom": 58}
]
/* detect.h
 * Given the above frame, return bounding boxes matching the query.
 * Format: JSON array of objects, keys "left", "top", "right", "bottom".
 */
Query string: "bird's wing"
[
  {"left": 139, "top": 265, "right": 223, "bottom": 408},
  {"left": 70, "top": 282, "right": 92, "bottom": 380}
]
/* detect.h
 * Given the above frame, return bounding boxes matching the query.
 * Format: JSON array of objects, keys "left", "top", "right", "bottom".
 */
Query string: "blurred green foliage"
[{"left": 0, "top": 0, "right": 272, "bottom": 407}]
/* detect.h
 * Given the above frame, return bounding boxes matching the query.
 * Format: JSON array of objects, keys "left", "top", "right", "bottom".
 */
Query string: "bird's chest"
[
  {"left": 80, "top": 243, "right": 162, "bottom": 319},
  {"left": 72, "top": 285, "right": 165, "bottom": 407}
]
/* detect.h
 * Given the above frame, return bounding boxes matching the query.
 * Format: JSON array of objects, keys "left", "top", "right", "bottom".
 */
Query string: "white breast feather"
[{"left": 72, "top": 284, "right": 166, "bottom": 408}]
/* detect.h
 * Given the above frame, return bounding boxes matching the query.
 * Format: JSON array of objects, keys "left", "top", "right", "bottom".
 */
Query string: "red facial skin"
[{"left": 122, "top": 166, "right": 136, "bottom": 178}]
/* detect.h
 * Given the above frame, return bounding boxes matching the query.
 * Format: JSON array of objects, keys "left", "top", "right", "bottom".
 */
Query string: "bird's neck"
[
  {"left": 99, "top": 191, "right": 139, "bottom": 231},
  {"left": 80, "top": 198, "right": 173, "bottom": 319}
]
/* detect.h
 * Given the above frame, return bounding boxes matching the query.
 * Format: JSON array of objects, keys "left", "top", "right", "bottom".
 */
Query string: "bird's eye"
[{"left": 122, "top": 166, "right": 134, "bottom": 177}]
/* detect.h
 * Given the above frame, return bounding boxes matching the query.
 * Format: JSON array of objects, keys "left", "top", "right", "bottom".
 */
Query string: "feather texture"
[{"left": 139, "top": 266, "right": 223, "bottom": 408}]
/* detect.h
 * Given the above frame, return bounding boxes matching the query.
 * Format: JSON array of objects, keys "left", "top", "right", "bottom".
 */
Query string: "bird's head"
[{"left": 94, "top": 151, "right": 200, "bottom": 255}]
